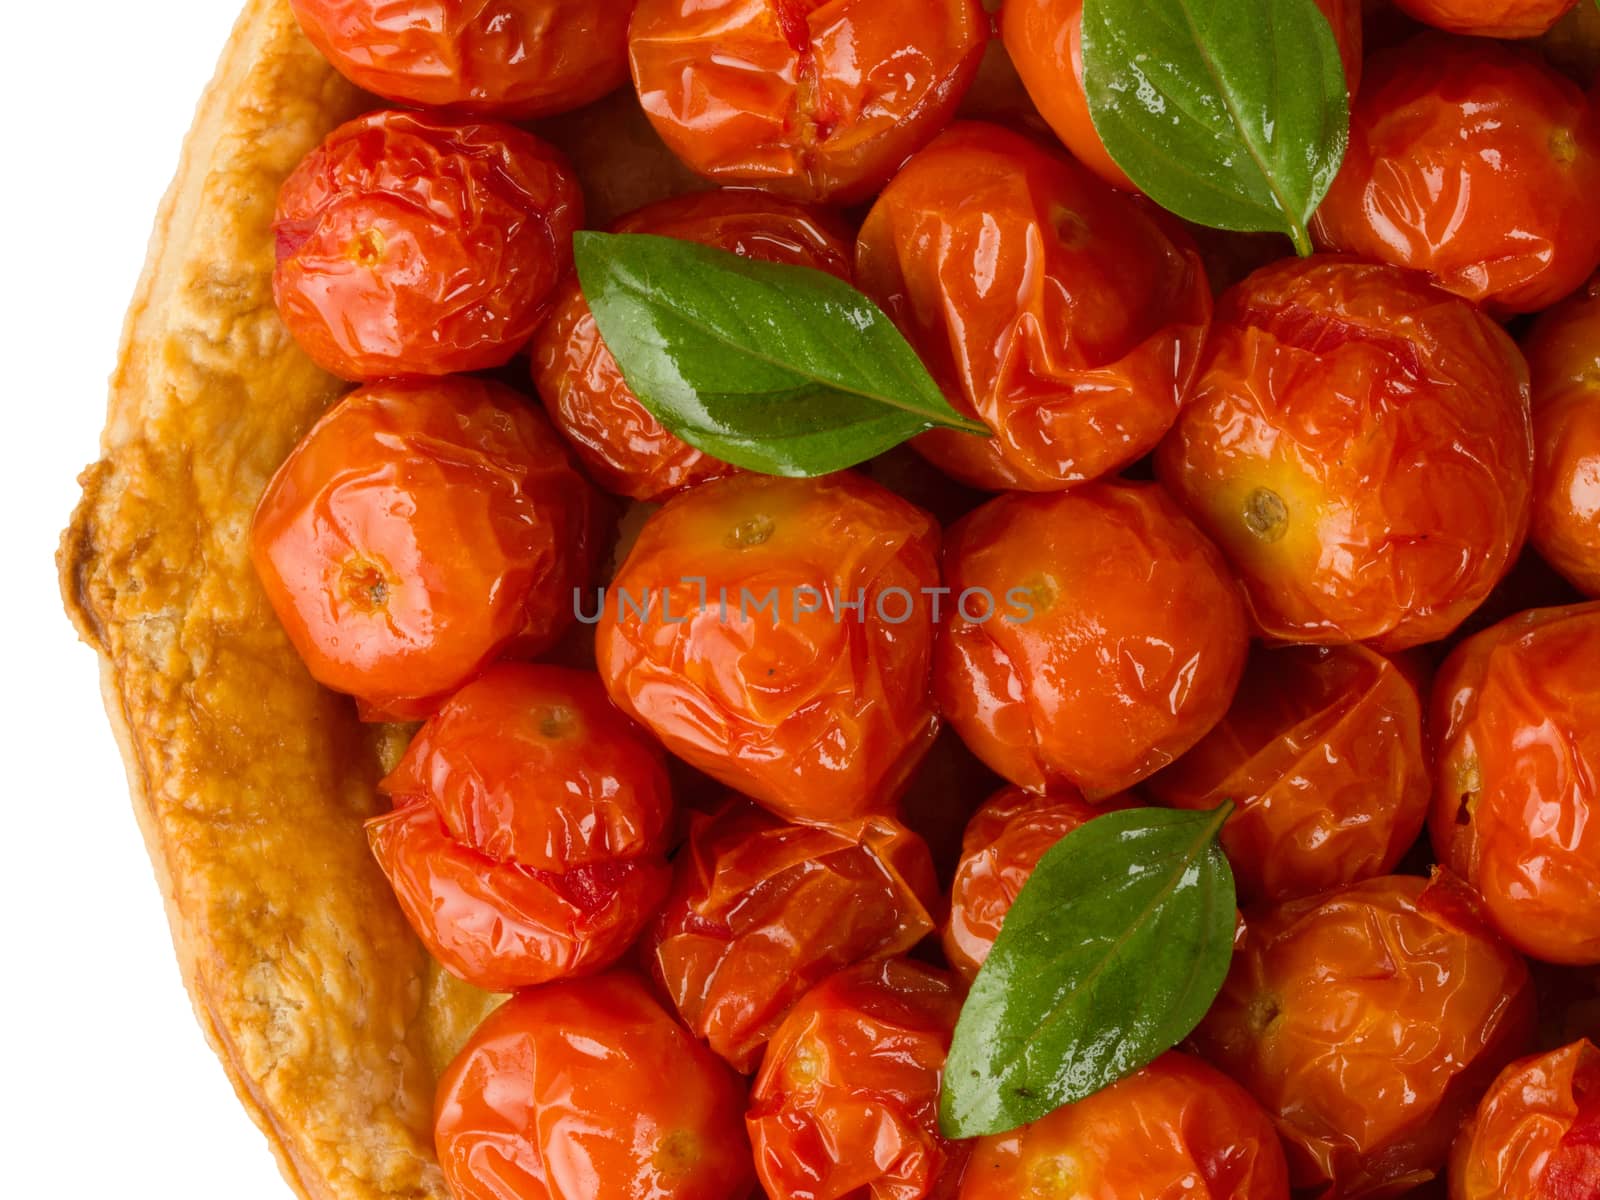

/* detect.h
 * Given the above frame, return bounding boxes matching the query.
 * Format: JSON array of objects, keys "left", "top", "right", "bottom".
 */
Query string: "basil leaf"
[
  {"left": 1081, "top": 0, "right": 1349, "bottom": 254},
  {"left": 572, "top": 232, "right": 987, "bottom": 477},
  {"left": 939, "top": 803, "right": 1236, "bottom": 1138}
]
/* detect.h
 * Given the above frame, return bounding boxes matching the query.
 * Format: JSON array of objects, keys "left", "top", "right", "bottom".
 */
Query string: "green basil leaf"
[
  {"left": 939, "top": 802, "right": 1236, "bottom": 1138},
  {"left": 572, "top": 232, "right": 988, "bottom": 477},
  {"left": 1081, "top": 0, "right": 1349, "bottom": 254}
]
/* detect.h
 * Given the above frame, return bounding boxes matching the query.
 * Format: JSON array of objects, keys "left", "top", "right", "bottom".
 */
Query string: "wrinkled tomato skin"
[
  {"left": 1428, "top": 603, "right": 1600, "bottom": 965},
  {"left": 532, "top": 190, "right": 853, "bottom": 503},
  {"left": 960, "top": 1051, "right": 1292, "bottom": 1200},
  {"left": 1192, "top": 872, "right": 1538, "bottom": 1198},
  {"left": 935, "top": 481, "right": 1249, "bottom": 797},
  {"left": 645, "top": 801, "right": 940, "bottom": 1073},
  {"left": 595, "top": 472, "right": 941, "bottom": 825},
  {"left": 1156, "top": 256, "right": 1533, "bottom": 651},
  {"left": 855, "top": 122, "right": 1213, "bottom": 492},
  {"left": 1449, "top": 1039, "right": 1600, "bottom": 1200},
  {"left": 1311, "top": 36, "right": 1600, "bottom": 316},
  {"left": 273, "top": 110, "right": 582, "bottom": 380},
  {"left": 628, "top": 0, "right": 988, "bottom": 205},
  {"left": 435, "top": 972, "right": 754, "bottom": 1200},
  {"left": 748, "top": 958, "right": 970, "bottom": 1200},
  {"left": 943, "top": 785, "right": 1135, "bottom": 982},
  {"left": 286, "top": 0, "right": 632, "bottom": 118},
  {"left": 1000, "top": 0, "right": 1362, "bottom": 194},
  {"left": 250, "top": 379, "right": 598, "bottom": 721},
  {"left": 1389, "top": 0, "right": 1578, "bottom": 37},
  {"left": 1147, "top": 644, "right": 1430, "bottom": 906}
]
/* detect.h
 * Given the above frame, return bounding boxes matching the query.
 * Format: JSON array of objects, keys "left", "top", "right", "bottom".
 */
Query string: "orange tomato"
[{"left": 1389, "top": 0, "right": 1579, "bottom": 37}]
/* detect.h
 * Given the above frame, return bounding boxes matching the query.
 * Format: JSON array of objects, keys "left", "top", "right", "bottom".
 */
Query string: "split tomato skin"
[
  {"left": 1311, "top": 35, "right": 1600, "bottom": 315},
  {"left": 1428, "top": 603, "right": 1600, "bottom": 965},
  {"left": 286, "top": 0, "right": 633, "bottom": 118},
  {"left": 1146, "top": 644, "right": 1430, "bottom": 906},
  {"left": 434, "top": 972, "right": 755, "bottom": 1200},
  {"left": 748, "top": 958, "right": 971, "bottom": 1200},
  {"left": 1156, "top": 255, "right": 1533, "bottom": 651},
  {"left": 935, "top": 481, "right": 1249, "bottom": 797},
  {"left": 959, "top": 1051, "right": 1292, "bottom": 1200},
  {"left": 627, "top": 0, "right": 989, "bottom": 204},
  {"left": 532, "top": 190, "right": 853, "bottom": 503},
  {"left": 1388, "top": 0, "right": 1579, "bottom": 38},
  {"left": 249, "top": 379, "right": 598, "bottom": 721},
  {"left": 273, "top": 109, "right": 583, "bottom": 380},
  {"left": 855, "top": 122, "right": 1213, "bottom": 492}
]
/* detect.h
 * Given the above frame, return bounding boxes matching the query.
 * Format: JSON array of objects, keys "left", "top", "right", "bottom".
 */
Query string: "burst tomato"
[
  {"left": 1389, "top": 0, "right": 1579, "bottom": 37},
  {"left": 273, "top": 110, "right": 582, "bottom": 380},
  {"left": 855, "top": 122, "right": 1212, "bottom": 492}
]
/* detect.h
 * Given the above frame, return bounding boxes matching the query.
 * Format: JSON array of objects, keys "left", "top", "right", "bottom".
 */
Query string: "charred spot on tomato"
[{"left": 1242, "top": 487, "right": 1289, "bottom": 543}]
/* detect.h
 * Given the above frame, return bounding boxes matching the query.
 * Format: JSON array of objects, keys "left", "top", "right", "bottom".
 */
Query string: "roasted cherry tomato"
[
  {"left": 250, "top": 379, "right": 598, "bottom": 720},
  {"left": 943, "top": 785, "right": 1135, "bottom": 982},
  {"left": 1389, "top": 0, "right": 1579, "bottom": 37},
  {"left": 273, "top": 110, "right": 582, "bottom": 380},
  {"left": 1156, "top": 256, "right": 1533, "bottom": 651},
  {"left": 960, "top": 1051, "right": 1291, "bottom": 1200},
  {"left": 855, "top": 122, "right": 1212, "bottom": 492},
  {"left": 1429, "top": 603, "right": 1600, "bottom": 965},
  {"left": 596, "top": 472, "right": 941, "bottom": 825},
  {"left": 936, "top": 481, "right": 1248, "bottom": 797},
  {"left": 287, "top": 0, "right": 633, "bottom": 117},
  {"left": 1001, "top": 0, "right": 1363, "bottom": 194},
  {"left": 646, "top": 801, "right": 940, "bottom": 1072},
  {"left": 1147, "top": 644, "right": 1430, "bottom": 906},
  {"left": 1311, "top": 36, "right": 1600, "bottom": 316},
  {"left": 532, "top": 190, "right": 852, "bottom": 502},
  {"left": 748, "top": 958, "right": 970, "bottom": 1200},
  {"left": 1193, "top": 872, "right": 1537, "bottom": 1197},
  {"left": 627, "top": 0, "right": 989, "bottom": 204},
  {"left": 435, "top": 972, "right": 754, "bottom": 1200},
  {"left": 1523, "top": 279, "right": 1600, "bottom": 597}
]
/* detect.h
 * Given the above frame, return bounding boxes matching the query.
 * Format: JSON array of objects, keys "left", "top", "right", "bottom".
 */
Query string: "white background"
[{"left": 5, "top": 3, "right": 300, "bottom": 1196}]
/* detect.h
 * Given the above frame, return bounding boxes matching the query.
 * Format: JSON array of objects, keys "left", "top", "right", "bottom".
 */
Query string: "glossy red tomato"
[
  {"left": 1147, "top": 644, "right": 1430, "bottom": 906},
  {"left": 1312, "top": 35, "right": 1600, "bottom": 316},
  {"left": 855, "top": 122, "right": 1212, "bottom": 492},
  {"left": 1156, "top": 256, "right": 1533, "bottom": 651},
  {"left": 287, "top": 0, "right": 633, "bottom": 117},
  {"left": 1389, "top": 0, "right": 1579, "bottom": 37},
  {"left": 595, "top": 472, "right": 941, "bottom": 825},
  {"left": 627, "top": 0, "right": 989, "bottom": 204},
  {"left": 935, "top": 481, "right": 1249, "bottom": 797},
  {"left": 646, "top": 801, "right": 940, "bottom": 1072},
  {"left": 960, "top": 1051, "right": 1291, "bottom": 1200},
  {"left": 748, "top": 958, "right": 970, "bottom": 1200},
  {"left": 532, "top": 190, "right": 853, "bottom": 502},
  {"left": 435, "top": 972, "right": 754, "bottom": 1200},
  {"left": 250, "top": 379, "right": 598, "bottom": 721},
  {"left": 1193, "top": 873, "right": 1537, "bottom": 1197},
  {"left": 273, "top": 110, "right": 582, "bottom": 380},
  {"left": 1429, "top": 603, "right": 1600, "bottom": 965}
]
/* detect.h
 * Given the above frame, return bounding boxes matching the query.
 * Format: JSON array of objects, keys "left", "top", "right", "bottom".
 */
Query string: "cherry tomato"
[
  {"left": 748, "top": 958, "right": 970, "bottom": 1200},
  {"left": 646, "top": 801, "right": 940, "bottom": 1072},
  {"left": 855, "top": 122, "right": 1213, "bottom": 492},
  {"left": 1147, "top": 644, "right": 1430, "bottom": 906},
  {"left": 273, "top": 109, "right": 582, "bottom": 380},
  {"left": 1429, "top": 603, "right": 1600, "bottom": 965},
  {"left": 1389, "top": 0, "right": 1579, "bottom": 37},
  {"left": 627, "top": 0, "right": 989, "bottom": 204},
  {"left": 1192, "top": 872, "right": 1537, "bottom": 1197},
  {"left": 435, "top": 972, "right": 754, "bottom": 1200},
  {"left": 595, "top": 472, "right": 941, "bottom": 825},
  {"left": 1448, "top": 1039, "right": 1600, "bottom": 1200},
  {"left": 1156, "top": 256, "right": 1533, "bottom": 651},
  {"left": 286, "top": 0, "right": 633, "bottom": 118},
  {"left": 1000, "top": 0, "right": 1363, "bottom": 194},
  {"left": 960, "top": 1051, "right": 1291, "bottom": 1200},
  {"left": 250, "top": 379, "right": 599, "bottom": 721},
  {"left": 935, "top": 480, "right": 1249, "bottom": 797},
  {"left": 943, "top": 786, "right": 1135, "bottom": 982},
  {"left": 532, "top": 190, "right": 853, "bottom": 502},
  {"left": 1311, "top": 35, "right": 1600, "bottom": 316}
]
